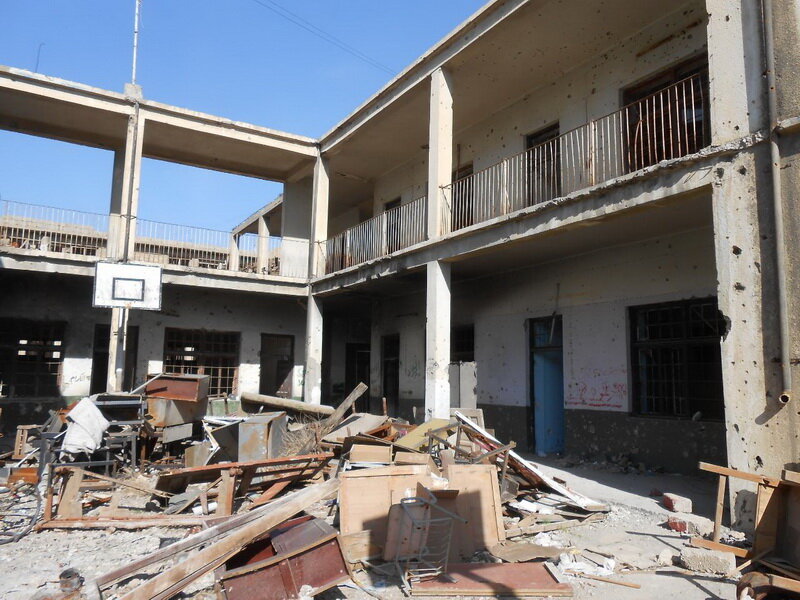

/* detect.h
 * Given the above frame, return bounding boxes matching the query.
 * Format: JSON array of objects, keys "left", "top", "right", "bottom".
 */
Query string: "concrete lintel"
[
  {"left": 0, "top": 252, "right": 308, "bottom": 297},
  {"left": 320, "top": 0, "right": 529, "bottom": 153}
]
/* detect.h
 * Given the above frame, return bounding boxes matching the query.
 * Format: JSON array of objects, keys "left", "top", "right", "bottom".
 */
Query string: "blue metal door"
[{"left": 530, "top": 316, "right": 564, "bottom": 455}]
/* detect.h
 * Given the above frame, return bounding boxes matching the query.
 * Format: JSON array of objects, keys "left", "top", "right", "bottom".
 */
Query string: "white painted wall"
[{"left": 369, "top": 225, "right": 716, "bottom": 413}]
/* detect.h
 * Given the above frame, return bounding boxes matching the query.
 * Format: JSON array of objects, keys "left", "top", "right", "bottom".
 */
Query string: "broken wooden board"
[
  {"left": 442, "top": 463, "right": 506, "bottom": 560},
  {"left": 454, "top": 411, "right": 608, "bottom": 512},
  {"left": 409, "top": 562, "right": 573, "bottom": 596},
  {"left": 113, "top": 478, "right": 340, "bottom": 600},
  {"left": 339, "top": 464, "right": 435, "bottom": 551},
  {"left": 322, "top": 413, "right": 389, "bottom": 444},
  {"left": 395, "top": 419, "right": 452, "bottom": 451},
  {"left": 340, "top": 530, "right": 383, "bottom": 563},
  {"left": 489, "top": 541, "right": 564, "bottom": 562},
  {"left": 350, "top": 443, "right": 393, "bottom": 463}
]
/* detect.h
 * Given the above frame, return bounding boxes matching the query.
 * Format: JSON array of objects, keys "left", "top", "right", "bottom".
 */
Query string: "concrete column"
[
  {"left": 105, "top": 110, "right": 144, "bottom": 392},
  {"left": 304, "top": 294, "right": 324, "bottom": 405},
  {"left": 427, "top": 67, "right": 454, "bottom": 238},
  {"left": 425, "top": 260, "right": 451, "bottom": 420},
  {"left": 309, "top": 156, "right": 330, "bottom": 278},
  {"left": 303, "top": 156, "right": 330, "bottom": 404},
  {"left": 256, "top": 216, "right": 270, "bottom": 274},
  {"left": 706, "top": 0, "right": 767, "bottom": 142},
  {"left": 106, "top": 306, "right": 129, "bottom": 392},
  {"left": 229, "top": 234, "right": 240, "bottom": 271},
  {"left": 711, "top": 146, "right": 795, "bottom": 530}
]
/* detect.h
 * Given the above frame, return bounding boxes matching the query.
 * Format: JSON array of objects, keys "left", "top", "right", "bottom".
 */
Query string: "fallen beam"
[{"left": 240, "top": 392, "right": 334, "bottom": 416}]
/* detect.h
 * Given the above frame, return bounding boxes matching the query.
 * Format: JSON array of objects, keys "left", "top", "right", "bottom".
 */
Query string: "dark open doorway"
[
  {"left": 260, "top": 333, "right": 294, "bottom": 398},
  {"left": 381, "top": 334, "right": 400, "bottom": 416}
]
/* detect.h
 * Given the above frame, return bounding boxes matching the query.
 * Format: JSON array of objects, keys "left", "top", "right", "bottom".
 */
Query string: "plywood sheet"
[
  {"left": 350, "top": 444, "right": 392, "bottom": 463},
  {"left": 442, "top": 464, "right": 505, "bottom": 560},
  {"left": 410, "top": 562, "right": 573, "bottom": 596},
  {"left": 395, "top": 419, "right": 452, "bottom": 450},
  {"left": 339, "top": 465, "right": 434, "bottom": 548}
]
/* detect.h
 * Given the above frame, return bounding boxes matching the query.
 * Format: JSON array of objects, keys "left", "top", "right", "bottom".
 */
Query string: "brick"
[
  {"left": 663, "top": 492, "right": 692, "bottom": 513},
  {"left": 667, "top": 514, "right": 713, "bottom": 537}
]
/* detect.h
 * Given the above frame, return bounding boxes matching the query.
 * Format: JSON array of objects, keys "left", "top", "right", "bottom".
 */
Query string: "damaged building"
[{"left": 2, "top": 0, "right": 800, "bottom": 534}]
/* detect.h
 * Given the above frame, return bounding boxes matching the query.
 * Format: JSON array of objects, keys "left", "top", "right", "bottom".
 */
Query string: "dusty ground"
[{"left": 0, "top": 460, "right": 739, "bottom": 599}]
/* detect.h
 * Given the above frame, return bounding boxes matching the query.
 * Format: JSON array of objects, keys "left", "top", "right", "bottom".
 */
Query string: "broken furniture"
[
  {"left": 216, "top": 515, "right": 350, "bottom": 600},
  {"left": 153, "top": 453, "right": 332, "bottom": 515},
  {"left": 202, "top": 412, "right": 288, "bottom": 464},
  {"left": 390, "top": 489, "right": 466, "bottom": 592},
  {"left": 694, "top": 462, "right": 800, "bottom": 598}
]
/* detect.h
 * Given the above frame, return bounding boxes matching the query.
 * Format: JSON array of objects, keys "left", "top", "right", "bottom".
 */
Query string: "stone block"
[{"left": 679, "top": 547, "right": 736, "bottom": 575}]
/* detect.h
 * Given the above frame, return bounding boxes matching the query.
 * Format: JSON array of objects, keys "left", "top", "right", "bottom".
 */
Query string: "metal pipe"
[{"left": 763, "top": 0, "right": 792, "bottom": 404}]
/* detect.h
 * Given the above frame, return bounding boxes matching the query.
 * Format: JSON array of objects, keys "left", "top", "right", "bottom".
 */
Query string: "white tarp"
[{"left": 62, "top": 397, "right": 110, "bottom": 455}]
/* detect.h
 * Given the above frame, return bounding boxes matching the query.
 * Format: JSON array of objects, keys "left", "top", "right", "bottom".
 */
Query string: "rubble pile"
[{"left": 0, "top": 377, "right": 795, "bottom": 599}]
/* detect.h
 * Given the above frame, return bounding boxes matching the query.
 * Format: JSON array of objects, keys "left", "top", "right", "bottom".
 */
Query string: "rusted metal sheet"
[
  {"left": 238, "top": 413, "right": 287, "bottom": 461},
  {"left": 145, "top": 374, "right": 209, "bottom": 402},
  {"left": 219, "top": 516, "right": 350, "bottom": 600},
  {"left": 146, "top": 396, "right": 207, "bottom": 428}
]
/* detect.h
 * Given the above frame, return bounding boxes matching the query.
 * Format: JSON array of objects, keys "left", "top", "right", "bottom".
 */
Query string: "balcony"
[
  {"left": 318, "top": 195, "right": 427, "bottom": 275},
  {"left": 320, "top": 73, "right": 709, "bottom": 275},
  {"left": 0, "top": 200, "right": 309, "bottom": 280}
]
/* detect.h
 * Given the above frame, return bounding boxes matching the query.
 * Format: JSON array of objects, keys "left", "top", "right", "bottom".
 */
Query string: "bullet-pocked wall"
[
  {"left": 0, "top": 270, "right": 306, "bottom": 439},
  {"left": 367, "top": 220, "right": 726, "bottom": 472}
]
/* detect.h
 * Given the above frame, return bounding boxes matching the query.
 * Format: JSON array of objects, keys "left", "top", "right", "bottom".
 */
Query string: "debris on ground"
[{"left": 0, "top": 379, "right": 795, "bottom": 599}]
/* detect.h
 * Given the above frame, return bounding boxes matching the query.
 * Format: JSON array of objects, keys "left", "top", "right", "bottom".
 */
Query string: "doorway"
[
  {"left": 381, "top": 334, "right": 400, "bottom": 415},
  {"left": 260, "top": 334, "right": 294, "bottom": 397},
  {"left": 90, "top": 324, "right": 139, "bottom": 394},
  {"left": 345, "top": 342, "right": 370, "bottom": 398},
  {"left": 529, "top": 316, "right": 564, "bottom": 455}
]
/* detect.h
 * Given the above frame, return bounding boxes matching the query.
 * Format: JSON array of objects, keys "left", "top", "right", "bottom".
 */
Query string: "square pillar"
[
  {"left": 425, "top": 260, "right": 451, "bottom": 419},
  {"left": 309, "top": 156, "right": 330, "bottom": 278},
  {"left": 256, "top": 216, "right": 270, "bottom": 274},
  {"left": 303, "top": 155, "right": 330, "bottom": 404},
  {"left": 304, "top": 294, "right": 324, "bottom": 405},
  {"left": 229, "top": 234, "right": 240, "bottom": 271},
  {"left": 427, "top": 67, "right": 454, "bottom": 238},
  {"left": 107, "top": 111, "right": 144, "bottom": 261}
]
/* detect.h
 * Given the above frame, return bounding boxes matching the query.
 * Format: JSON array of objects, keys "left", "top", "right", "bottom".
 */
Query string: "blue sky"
[{"left": 0, "top": 1, "right": 486, "bottom": 230}]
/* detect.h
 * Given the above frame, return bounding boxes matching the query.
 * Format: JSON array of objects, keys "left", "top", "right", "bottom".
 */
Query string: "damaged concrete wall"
[{"left": 0, "top": 271, "right": 307, "bottom": 424}]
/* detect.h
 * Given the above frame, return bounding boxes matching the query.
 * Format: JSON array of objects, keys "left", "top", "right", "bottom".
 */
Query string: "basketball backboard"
[{"left": 93, "top": 262, "right": 162, "bottom": 311}]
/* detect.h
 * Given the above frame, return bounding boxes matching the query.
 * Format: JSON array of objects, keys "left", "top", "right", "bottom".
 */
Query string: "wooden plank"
[
  {"left": 454, "top": 412, "right": 607, "bottom": 512},
  {"left": 56, "top": 470, "right": 84, "bottom": 519},
  {"left": 395, "top": 419, "right": 452, "bottom": 451},
  {"left": 782, "top": 469, "right": 800, "bottom": 486},
  {"left": 490, "top": 541, "right": 564, "bottom": 562},
  {"left": 754, "top": 482, "right": 784, "bottom": 556},
  {"left": 505, "top": 513, "right": 603, "bottom": 538},
  {"left": 115, "top": 478, "right": 340, "bottom": 600},
  {"left": 57, "top": 467, "right": 172, "bottom": 498},
  {"left": 699, "top": 462, "right": 781, "bottom": 487},
  {"left": 442, "top": 464, "right": 505, "bottom": 560},
  {"left": 409, "top": 562, "right": 573, "bottom": 596},
  {"left": 340, "top": 530, "right": 382, "bottom": 563},
  {"left": 37, "top": 516, "right": 208, "bottom": 530},
  {"left": 690, "top": 537, "right": 750, "bottom": 558},
  {"left": 713, "top": 474, "right": 726, "bottom": 542},
  {"left": 217, "top": 470, "right": 236, "bottom": 516},
  {"left": 350, "top": 444, "right": 392, "bottom": 463},
  {"left": 563, "top": 571, "right": 641, "bottom": 589},
  {"left": 240, "top": 392, "right": 334, "bottom": 416}
]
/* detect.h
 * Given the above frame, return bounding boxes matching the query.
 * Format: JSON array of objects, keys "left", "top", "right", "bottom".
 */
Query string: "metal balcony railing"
[
  {"left": 0, "top": 200, "right": 110, "bottom": 258},
  {"left": 441, "top": 72, "right": 709, "bottom": 235},
  {"left": 0, "top": 200, "right": 309, "bottom": 280},
  {"left": 133, "top": 219, "right": 309, "bottom": 279},
  {"left": 318, "top": 195, "right": 427, "bottom": 275}
]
